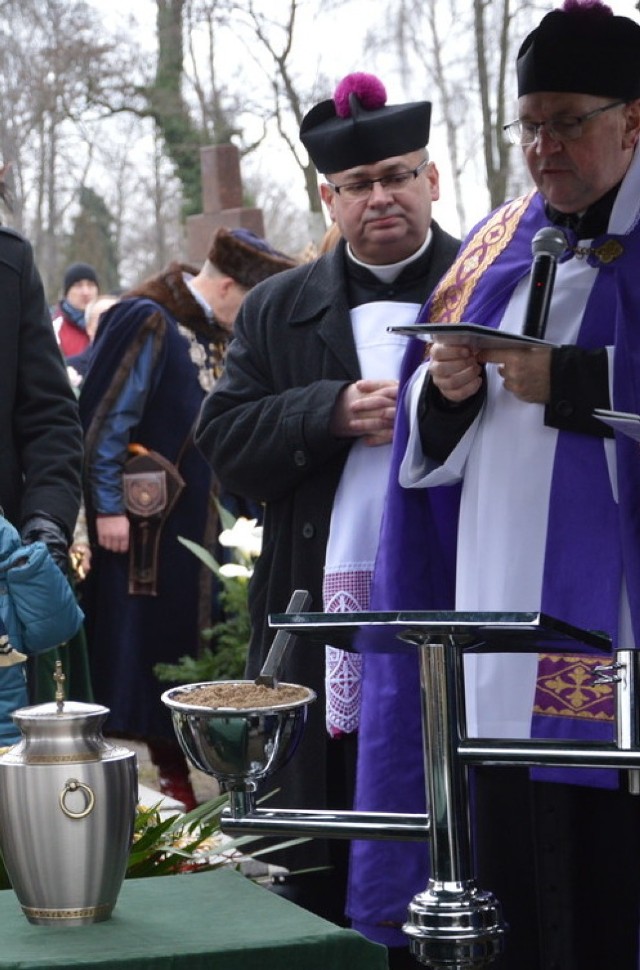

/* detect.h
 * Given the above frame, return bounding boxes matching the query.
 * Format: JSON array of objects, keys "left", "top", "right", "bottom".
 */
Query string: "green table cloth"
[{"left": 0, "top": 868, "right": 389, "bottom": 969}]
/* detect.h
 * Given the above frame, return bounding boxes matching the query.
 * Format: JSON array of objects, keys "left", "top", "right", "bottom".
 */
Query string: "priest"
[
  {"left": 353, "top": 3, "right": 640, "bottom": 968},
  {"left": 195, "top": 73, "right": 459, "bottom": 951}
]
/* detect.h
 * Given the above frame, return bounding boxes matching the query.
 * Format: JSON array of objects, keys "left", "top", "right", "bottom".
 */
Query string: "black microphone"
[{"left": 522, "top": 227, "right": 567, "bottom": 340}]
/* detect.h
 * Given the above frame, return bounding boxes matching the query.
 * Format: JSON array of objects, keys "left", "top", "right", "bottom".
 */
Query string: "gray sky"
[{"left": 85, "top": 0, "right": 640, "bottom": 236}]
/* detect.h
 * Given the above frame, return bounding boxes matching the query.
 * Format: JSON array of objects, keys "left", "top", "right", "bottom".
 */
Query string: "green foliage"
[
  {"left": 155, "top": 574, "right": 250, "bottom": 683},
  {"left": 154, "top": 526, "right": 253, "bottom": 685},
  {"left": 128, "top": 793, "right": 233, "bottom": 878},
  {"left": 129, "top": 790, "right": 308, "bottom": 880},
  {"left": 150, "top": 0, "right": 205, "bottom": 218}
]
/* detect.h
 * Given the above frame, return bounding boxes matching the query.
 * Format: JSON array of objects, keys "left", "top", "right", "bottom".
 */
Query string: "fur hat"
[
  {"left": 64, "top": 262, "right": 99, "bottom": 294},
  {"left": 300, "top": 72, "right": 431, "bottom": 175},
  {"left": 517, "top": 1, "right": 640, "bottom": 100},
  {"left": 207, "top": 227, "right": 297, "bottom": 289}
]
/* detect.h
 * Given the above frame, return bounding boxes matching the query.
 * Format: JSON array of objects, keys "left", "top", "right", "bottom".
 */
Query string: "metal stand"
[
  {"left": 403, "top": 626, "right": 505, "bottom": 968},
  {"left": 178, "top": 611, "right": 640, "bottom": 969}
]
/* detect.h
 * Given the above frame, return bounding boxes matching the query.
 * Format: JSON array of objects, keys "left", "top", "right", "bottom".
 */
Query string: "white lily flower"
[
  {"left": 219, "top": 563, "right": 253, "bottom": 579},
  {"left": 218, "top": 518, "right": 263, "bottom": 559}
]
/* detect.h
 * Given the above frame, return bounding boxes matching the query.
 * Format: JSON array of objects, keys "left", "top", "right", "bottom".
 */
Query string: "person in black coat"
[
  {"left": 195, "top": 71, "right": 460, "bottom": 945},
  {"left": 0, "top": 226, "right": 82, "bottom": 558},
  {"left": 0, "top": 226, "right": 83, "bottom": 707}
]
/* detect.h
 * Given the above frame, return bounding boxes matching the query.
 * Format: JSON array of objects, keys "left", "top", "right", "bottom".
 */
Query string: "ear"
[
  {"left": 320, "top": 181, "right": 337, "bottom": 220},
  {"left": 217, "top": 275, "right": 236, "bottom": 297},
  {"left": 426, "top": 161, "right": 440, "bottom": 203},
  {"left": 622, "top": 98, "right": 640, "bottom": 149}
]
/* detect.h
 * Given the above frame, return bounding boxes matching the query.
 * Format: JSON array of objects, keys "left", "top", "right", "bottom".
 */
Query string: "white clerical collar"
[
  {"left": 346, "top": 229, "right": 433, "bottom": 283},
  {"left": 184, "top": 273, "right": 214, "bottom": 321}
]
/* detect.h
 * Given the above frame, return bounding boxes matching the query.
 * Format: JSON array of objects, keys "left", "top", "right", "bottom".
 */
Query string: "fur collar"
[{"left": 127, "top": 262, "right": 228, "bottom": 342}]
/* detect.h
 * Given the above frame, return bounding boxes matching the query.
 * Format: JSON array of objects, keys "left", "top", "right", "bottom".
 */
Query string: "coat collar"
[
  {"left": 283, "top": 228, "right": 459, "bottom": 377},
  {"left": 287, "top": 242, "right": 349, "bottom": 325},
  {"left": 128, "top": 262, "right": 228, "bottom": 342}
]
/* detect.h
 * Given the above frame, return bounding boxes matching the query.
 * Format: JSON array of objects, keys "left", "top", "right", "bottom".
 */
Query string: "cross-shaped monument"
[{"left": 186, "top": 144, "right": 265, "bottom": 263}]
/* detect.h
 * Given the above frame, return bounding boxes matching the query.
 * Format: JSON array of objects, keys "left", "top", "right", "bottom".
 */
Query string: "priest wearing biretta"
[
  {"left": 350, "top": 2, "right": 640, "bottom": 968},
  {"left": 194, "top": 72, "right": 460, "bottom": 950}
]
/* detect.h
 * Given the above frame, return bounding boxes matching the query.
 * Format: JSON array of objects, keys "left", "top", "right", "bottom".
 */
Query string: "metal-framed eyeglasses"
[
  {"left": 326, "top": 158, "right": 430, "bottom": 201},
  {"left": 503, "top": 100, "right": 626, "bottom": 147}
]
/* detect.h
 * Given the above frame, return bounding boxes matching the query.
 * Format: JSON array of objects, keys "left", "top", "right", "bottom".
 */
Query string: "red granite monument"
[{"left": 186, "top": 144, "right": 265, "bottom": 263}]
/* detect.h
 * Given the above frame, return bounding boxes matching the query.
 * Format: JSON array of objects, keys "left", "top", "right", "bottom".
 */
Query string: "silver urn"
[{"left": 0, "top": 694, "right": 137, "bottom": 925}]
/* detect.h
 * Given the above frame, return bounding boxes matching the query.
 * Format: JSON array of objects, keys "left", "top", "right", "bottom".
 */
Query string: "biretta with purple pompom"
[
  {"left": 517, "top": 0, "right": 640, "bottom": 100},
  {"left": 300, "top": 72, "right": 431, "bottom": 174}
]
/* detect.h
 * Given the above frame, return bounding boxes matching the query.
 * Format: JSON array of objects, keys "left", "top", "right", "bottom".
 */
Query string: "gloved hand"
[{"left": 21, "top": 514, "right": 70, "bottom": 575}]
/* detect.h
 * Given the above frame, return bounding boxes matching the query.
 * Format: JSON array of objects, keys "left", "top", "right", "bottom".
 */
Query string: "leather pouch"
[{"left": 122, "top": 449, "right": 185, "bottom": 595}]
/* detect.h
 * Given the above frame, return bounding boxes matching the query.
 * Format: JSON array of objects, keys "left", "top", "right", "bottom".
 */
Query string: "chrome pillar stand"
[
  {"left": 258, "top": 610, "right": 627, "bottom": 969},
  {"left": 171, "top": 611, "right": 635, "bottom": 969},
  {"left": 402, "top": 633, "right": 506, "bottom": 968}
]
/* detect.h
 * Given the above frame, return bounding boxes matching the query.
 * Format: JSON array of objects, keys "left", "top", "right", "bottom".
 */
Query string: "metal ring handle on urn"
[{"left": 59, "top": 779, "right": 95, "bottom": 819}]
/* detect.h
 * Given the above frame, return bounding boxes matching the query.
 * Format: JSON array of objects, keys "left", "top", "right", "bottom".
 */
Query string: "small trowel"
[{"left": 254, "top": 588, "right": 312, "bottom": 688}]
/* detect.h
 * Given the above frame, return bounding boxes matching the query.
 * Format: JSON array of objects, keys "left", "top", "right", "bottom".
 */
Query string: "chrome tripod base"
[{"left": 404, "top": 880, "right": 507, "bottom": 968}]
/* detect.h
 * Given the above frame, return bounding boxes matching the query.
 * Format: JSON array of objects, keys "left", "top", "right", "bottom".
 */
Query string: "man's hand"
[
  {"left": 96, "top": 514, "right": 130, "bottom": 553},
  {"left": 429, "top": 341, "right": 483, "bottom": 403},
  {"left": 479, "top": 347, "right": 552, "bottom": 404},
  {"left": 331, "top": 379, "right": 398, "bottom": 446}
]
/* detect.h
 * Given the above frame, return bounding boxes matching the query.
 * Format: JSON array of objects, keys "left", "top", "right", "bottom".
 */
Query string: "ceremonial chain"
[{"left": 570, "top": 238, "right": 624, "bottom": 265}]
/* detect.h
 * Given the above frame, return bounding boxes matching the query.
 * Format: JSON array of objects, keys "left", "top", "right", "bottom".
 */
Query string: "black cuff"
[
  {"left": 544, "top": 346, "right": 612, "bottom": 437},
  {"left": 418, "top": 373, "right": 486, "bottom": 463},
  {"left": 21, "top": 513, "right": 70, "bottom": 574}
]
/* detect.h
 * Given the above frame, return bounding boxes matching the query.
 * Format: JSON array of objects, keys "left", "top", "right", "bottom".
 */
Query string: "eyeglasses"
[
  {"left": 503, "top": 100, "right": 626, "bottom": 147},
  {"left": 326, "top": 158, "right": 429, "bottom": 201}
]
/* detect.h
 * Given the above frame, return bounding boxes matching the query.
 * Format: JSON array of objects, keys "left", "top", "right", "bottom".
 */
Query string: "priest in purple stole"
[{"left": 350, "top": 3, "right": 640, "bottom": 968}]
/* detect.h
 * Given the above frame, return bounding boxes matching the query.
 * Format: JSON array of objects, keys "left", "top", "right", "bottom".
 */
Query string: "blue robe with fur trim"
[{"left": 79, "top": 267, "right": 225, "bottom": 741}]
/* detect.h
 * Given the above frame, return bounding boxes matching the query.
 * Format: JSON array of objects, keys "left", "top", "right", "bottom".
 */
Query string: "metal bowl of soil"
[{"left": 161, "top": 681, "right": 316, "bottom": 789}]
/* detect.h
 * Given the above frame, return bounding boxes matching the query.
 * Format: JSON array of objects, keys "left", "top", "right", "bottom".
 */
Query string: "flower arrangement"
[
  {"left": 154, "top": 507, "right": 262, "bottom": 685},
  {"left": 127, "top": 791, "right": 286, "bottom": 881},
  {"left": 127, "top": 793, "right": 233, "bottom": 878}
]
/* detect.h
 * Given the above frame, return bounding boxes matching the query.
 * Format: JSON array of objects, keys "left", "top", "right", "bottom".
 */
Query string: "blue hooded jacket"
[{"left": 0, "top": 517, "right": 83, "bottom": 745}]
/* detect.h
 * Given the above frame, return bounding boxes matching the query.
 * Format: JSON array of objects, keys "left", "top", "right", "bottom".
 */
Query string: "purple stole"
[{"left": 349, "top": 191, "right": 640, "bottom": 941}]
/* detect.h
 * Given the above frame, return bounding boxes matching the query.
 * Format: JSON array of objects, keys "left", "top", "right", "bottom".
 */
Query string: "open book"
[
  {"left": 388, "top": 322, "right": 556, "bottom": 350},
  {"left": 593, "top": 408, "right": 640, "bottom": 442}
]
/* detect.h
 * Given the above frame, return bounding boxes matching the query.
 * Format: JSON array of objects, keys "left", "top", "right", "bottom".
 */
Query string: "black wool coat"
[
  {"left": 0, "top": 227, "right": 82, "bottom": 537},
  {"left": 195, "top": 226, "right": 460, "bottom": 871}
]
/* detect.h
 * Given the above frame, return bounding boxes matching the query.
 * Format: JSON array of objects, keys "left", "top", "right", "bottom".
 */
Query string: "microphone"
[{"left": 522, "top": 226, "right": 567, "bottom": 340}]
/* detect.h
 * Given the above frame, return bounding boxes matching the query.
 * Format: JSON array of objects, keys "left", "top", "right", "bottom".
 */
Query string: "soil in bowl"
[{"left": 172, "top": 682, "right": 311, "bottom": 710}]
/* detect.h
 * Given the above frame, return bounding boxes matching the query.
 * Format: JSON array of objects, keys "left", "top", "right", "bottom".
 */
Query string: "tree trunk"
[{"left": 150, "top": 0, "right": 205, "bottom": 217}]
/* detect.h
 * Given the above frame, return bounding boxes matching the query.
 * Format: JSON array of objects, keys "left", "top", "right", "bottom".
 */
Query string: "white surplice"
[{"left": 323, "top": 300, "right": 418, "bottom": 734}]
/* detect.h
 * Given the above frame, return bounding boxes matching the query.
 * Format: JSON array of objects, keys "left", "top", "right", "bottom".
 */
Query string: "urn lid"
[
  {"left": 1, "top": 663, "right": 120, "bottom": 765},
  {"left": 5, "top": 700, "right": 114, "bottom": 765},
  {"left": 12, "top": 700, "right": 109, "bottom": 722}
]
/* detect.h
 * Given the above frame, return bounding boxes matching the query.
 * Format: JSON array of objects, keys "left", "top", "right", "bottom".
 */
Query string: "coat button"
[
  {"left": 293, "top": 449, "right": 307, "bottom": 467},
  {"left": 302, "top": 522, "right": 315, "bottom": 539},
  {"left": 555, "top": 399, "right": 574, "bottom": 417}
]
